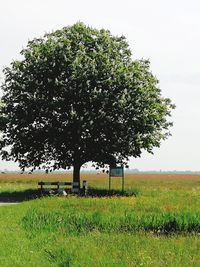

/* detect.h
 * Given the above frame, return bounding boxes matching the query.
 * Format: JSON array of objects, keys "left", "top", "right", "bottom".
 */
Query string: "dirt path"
[{"left": 0, "top": 202, "right": 19, "bottom": 206}]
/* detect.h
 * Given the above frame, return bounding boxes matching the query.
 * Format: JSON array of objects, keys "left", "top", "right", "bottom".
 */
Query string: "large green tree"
[{"left": 0, "top": 23, "right": 174, "bottom": 186}]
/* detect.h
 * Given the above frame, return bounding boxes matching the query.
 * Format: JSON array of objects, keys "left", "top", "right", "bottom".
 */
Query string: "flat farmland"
[
  {"left": 0, "top": 173, "right": 199, "bottom": 266},
  {"left": 1, "top": 172, "right": 200, "bottom": 189}
]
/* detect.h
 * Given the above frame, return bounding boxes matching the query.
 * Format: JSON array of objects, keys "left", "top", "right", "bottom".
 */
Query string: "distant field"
[
  {"left": 0, "top": 172, "right": 200, "bottom": 198},
  {"left": 0, "top": 173, "right": 199, "bottom": 266},
  {"left": 1, "top": 172, "right": 200, "bottom": 181},
  {"left": 0, "top": 172, "right": 200, "bottom": 188}
]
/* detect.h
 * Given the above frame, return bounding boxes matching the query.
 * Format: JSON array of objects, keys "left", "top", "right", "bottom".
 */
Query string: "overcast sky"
[{"left": 0, "top": 0, "right": 200, "bottom": 171}]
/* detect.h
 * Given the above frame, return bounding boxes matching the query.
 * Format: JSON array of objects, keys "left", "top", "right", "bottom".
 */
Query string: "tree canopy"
[{"left": 0, "top": 23, "right": 175, "bottom": 184}]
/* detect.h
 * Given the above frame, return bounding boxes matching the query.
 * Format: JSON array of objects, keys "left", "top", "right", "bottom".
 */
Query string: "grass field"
[{"left": 0, "top": 173, "right": 199, "bottom": 266}]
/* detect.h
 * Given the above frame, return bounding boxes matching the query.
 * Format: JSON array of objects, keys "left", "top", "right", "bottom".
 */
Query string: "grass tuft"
[{"left": 22, "top": 200, "right": 200, "bottom": 235}]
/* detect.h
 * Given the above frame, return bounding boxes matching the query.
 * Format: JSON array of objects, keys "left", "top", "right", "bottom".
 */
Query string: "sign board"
[
  {"left": 109, "top": 166, "right": 124, "bottom": 192},
  {"left": 110, "top": 167, "right": 123, "bottom": 177}
]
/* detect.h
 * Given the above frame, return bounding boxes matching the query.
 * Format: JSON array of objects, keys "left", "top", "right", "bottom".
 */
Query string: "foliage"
[{"left": 0, "top": 23, "right": 175, "bottom": 182}]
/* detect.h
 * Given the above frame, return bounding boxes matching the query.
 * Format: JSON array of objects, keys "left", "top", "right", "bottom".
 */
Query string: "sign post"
[{"left": 109, "top": 166, "right": 124, "bottom": 192}]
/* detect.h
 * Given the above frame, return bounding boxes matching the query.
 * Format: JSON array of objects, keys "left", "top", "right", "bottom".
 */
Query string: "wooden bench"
[
  {"left": 38, "top": 181, "right": 79, "bottom": 194},
  {"left": 38, "top": 181, "right": 88, "bottom": 195}
]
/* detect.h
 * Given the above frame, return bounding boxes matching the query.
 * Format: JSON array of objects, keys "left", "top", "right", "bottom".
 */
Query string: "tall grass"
[{"left": 22, "top": 197, "right": 200, "bottom": 235}]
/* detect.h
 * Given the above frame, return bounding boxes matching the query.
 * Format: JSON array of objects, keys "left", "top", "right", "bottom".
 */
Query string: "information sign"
[
  {"left": 109, "top": 166, "right": 124, "bottom": 192},
  {"left": 110, "top": 167, "right": 123, "bottom": 177}
]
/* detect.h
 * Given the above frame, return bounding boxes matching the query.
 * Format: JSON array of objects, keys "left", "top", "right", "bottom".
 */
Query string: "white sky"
[{"left": 0, "top": 0, "right": 200, "bottom": 171}]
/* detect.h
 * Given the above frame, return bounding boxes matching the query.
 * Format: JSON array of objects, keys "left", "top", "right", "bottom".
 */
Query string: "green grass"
[
  {"left": 0, "top": 173, "right": 200, "bottom": 266},
  {"left": 21, "top": 197, "right": 200, "bottom": 234}
]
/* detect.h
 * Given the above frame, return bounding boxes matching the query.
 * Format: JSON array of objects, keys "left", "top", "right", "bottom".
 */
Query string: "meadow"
[{"left": 0, "top": 172, "right": 199, "bottom": 266}]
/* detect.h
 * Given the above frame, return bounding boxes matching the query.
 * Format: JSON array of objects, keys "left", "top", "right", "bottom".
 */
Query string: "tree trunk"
[{"left": 73, "top": 163, "right": 81, "bottom": 189}]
